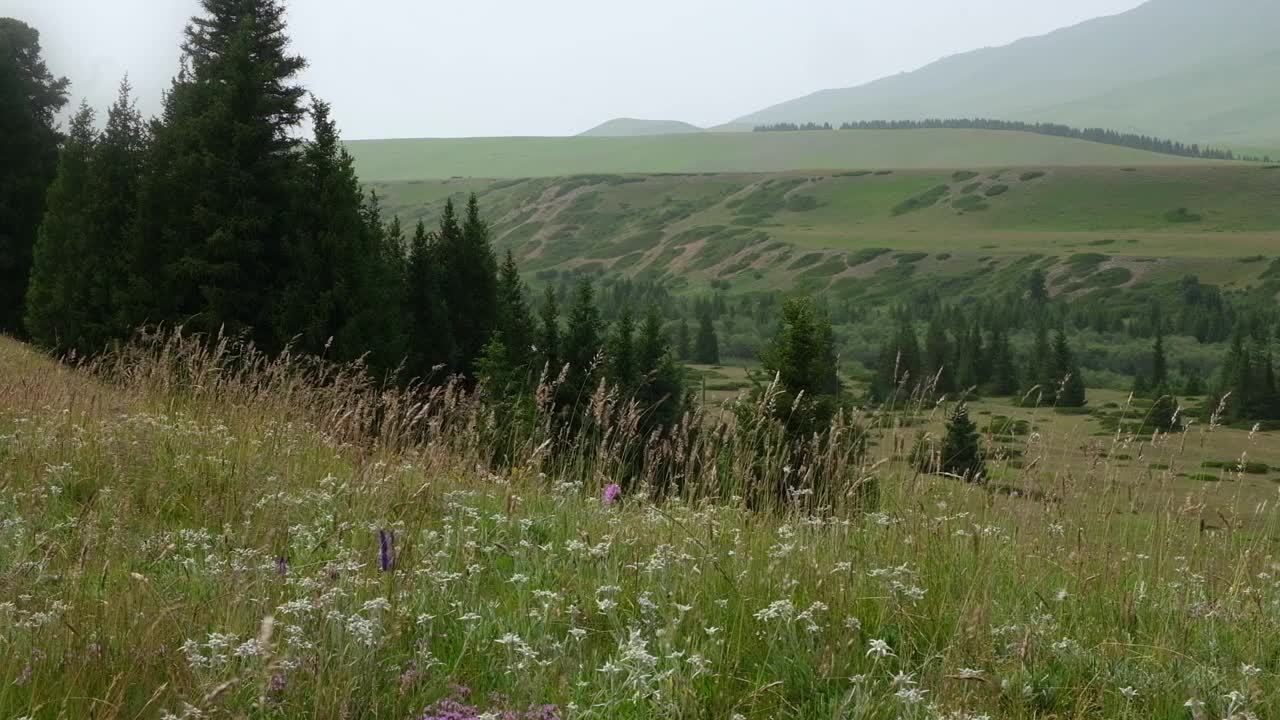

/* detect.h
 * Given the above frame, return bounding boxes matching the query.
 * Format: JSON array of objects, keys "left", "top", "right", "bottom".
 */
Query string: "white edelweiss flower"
[
  {"left": 866, "top": 638, "right": 894, "bottom": 658},
  {"left": 1120, "top": 686, "right": 1138, "bottom": 700}
]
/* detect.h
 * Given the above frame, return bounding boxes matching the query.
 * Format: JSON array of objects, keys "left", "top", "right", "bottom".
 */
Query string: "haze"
[{"left": 7, "top": 0, "right": 1145, "bottom": 139}]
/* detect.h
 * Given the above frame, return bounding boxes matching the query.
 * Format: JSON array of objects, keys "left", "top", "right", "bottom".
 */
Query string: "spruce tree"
[
  {"left": 1050, "top": 330, "right": 1087, "bottom": 407},
  {"left": 564, "top": 278, "right": 604, "bottom": 398},
  {"left": 538, "top": 286, "right": 562, "bottom": 375},
  {"left": 758, "top": 297, "right": 843, "bottom": 439},
  {"left": 1150, "top": 328, "right": 1169, "bottom": 390},
  {"left": 495, "top": 250, "right": 533, "bottom": 373},
  {"left": 0, "top": 19, "right": 69, "bottom": 336},
  {"left": 636, "top": 305, "right": 668, "bottom": 378},
  {"left": 989, "top": 329, "right": 1019, "bottom": 396},
  {"left": 871, "top": 321, "right": 922, "bottom": 404},
  {"left": 404, "top": 220, "right": 453, "bottom": 383},
  {"left": 940, "top": 403, "right": 986, "bottom": 482},
  {"left": 438, "top": 195, "right": 499, "bottom": 378},
  {"left": 605, "top": 307, "right": 638, "bottom": 392},
  {"left": 675, "top": 317, "right": 691, "bottom": 361},
  {"left": 28, "top": 82, "right": 147, "bottom": 354},
  {"left": 273, "top": 99, "right": 398, "bottom": 368},
  {"left": 693, "top": 312, "right": 720, "bottom": 365},
  {"left": 923, "top": 318, "right": 953, "bottom": 394},
  {"left": 92, "top": 79, "right": 149, "bottom": 345},
  {"left": 24, "top": 105, "right": 97, "bottom": 352},
  {"left": 127, "top": 0, "right": 308, "bottom": 347}
]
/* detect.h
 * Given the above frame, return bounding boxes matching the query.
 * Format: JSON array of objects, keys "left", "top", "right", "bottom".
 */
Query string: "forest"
[{"left": 754, "top": 117, "right": 1273, "bottom": 162}]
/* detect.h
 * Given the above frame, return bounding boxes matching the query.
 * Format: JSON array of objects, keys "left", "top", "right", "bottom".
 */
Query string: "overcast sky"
[{"left": 6, "top": 0, "right": 1146, "bottom": 139}]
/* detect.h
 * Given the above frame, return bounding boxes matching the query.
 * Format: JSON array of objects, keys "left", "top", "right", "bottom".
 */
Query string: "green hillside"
[
  {"left": 347, "top": 129, "right": 1213, "bottom": 182},
  {"left": 371, "top": 164, "right": 1280, "bottom": 301},
  {"left": 579, "top": 117, "right": 704, "bottom": 137},
  {"left": 736, "top": 0, "right": 1280, "bottom": 149}
]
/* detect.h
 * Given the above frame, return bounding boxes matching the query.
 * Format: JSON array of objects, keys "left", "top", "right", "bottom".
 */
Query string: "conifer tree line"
[
  {"left": 3, "top": 6, "right": 703, "bottom": 448},
  {"left": 753, "top": 118, "right": 1270, "bottom": 162},
  {"left": 1, "top": 6, "right": 478, "bottom": 386}
]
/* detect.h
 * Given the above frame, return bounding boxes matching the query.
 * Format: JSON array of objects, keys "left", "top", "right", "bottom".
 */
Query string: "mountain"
[
  {"left": 735, "top": 0, "right": 1280, "bottom": 149},
  {"left": 580, "top": 118, "right": 704, "bottom": 137}
]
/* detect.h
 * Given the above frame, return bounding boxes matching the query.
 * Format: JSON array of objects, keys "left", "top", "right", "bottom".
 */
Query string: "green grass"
[
  {"left": 345, "top": 129, "right": 1216, "bottom": 182},
  {"left": 4, "top": 333, "right": 1280, "bottom": 719}
]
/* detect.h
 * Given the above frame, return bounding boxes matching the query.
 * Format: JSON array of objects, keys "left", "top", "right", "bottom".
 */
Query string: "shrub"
[
  {"left": 892, "top": 185, "right": 949, "bottom": 215},
  {"left": 1020, "top": 171, "right": 1046, "bottom": 181},
  {"left": 984, "top": 184, "right": 1010, "bottom": 197},
  {"left": 1165, "top": 207, "right": 1202, "bottom": 223},
  {"left": 952, "top": 195, "right": 989, "bottom": 212}
]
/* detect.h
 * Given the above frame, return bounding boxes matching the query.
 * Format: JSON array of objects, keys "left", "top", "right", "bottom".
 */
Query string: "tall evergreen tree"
[
  {"left": 1049, "top": 330, "right": 1087, "bottom": 407},
  {"left": 495, "top": 250, "right": 533, "bottom": 372},
  {"left": 989, "top": 329, "right": 1019, "bottom": 396},
  {"left": 404, "top": 220, "right": 452, "bottom": 382},
  {"left": 24, "top": 104, "right": 96, "bottom": 352},
  {"left": 126, "top": 0, "right": 308, "bottom": 346},
  {"left": 606, "top": 307, "right": 638, "bottom": 392},
  {"left": 693, "top": 312, "right": 720, "bottom": 365},
  {"left": 28, "top": 81, "right": 148, "bottom": 354},
  {"left": 538, "top": 286, "right": 562, "bottom": 375},
  {"left": 438, "top": 195, "right": 499, "bottom": 378},
  {"left": 870, "top": 321, "right": 922, "bottom": 403},
  {"left": 675, "top": 317, "right": 691, "bottom": 361},
  {"left": 1150, "top": 328, "right": 1169, "bottom": 390},
  {"left": 92, "top": 79, "right": 149, "bottom": 344},
  {"left": 636, "top": 306, "right": 668, "bottom": 378},
  {"left": 273, "top": 99, "right": 402, "bottom": 369},
  {"left": 0, "top": 18, "right": 69, "bottom": 336},
  {"left": 564, "top": 278, "right": 604, "bottom": 398},
  {"left": 923, "top": 317, "right": 953, "bottom": 394}
]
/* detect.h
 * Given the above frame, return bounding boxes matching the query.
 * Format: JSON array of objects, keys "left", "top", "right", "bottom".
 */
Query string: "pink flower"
[{"left": 603, "top": 484, "right": 622, "bottom": 505}]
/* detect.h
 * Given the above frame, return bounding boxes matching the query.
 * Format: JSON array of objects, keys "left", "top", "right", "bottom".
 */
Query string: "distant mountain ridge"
[
  {"left": 580, "top": 118, "right": 704, "bottom": 137},
  {"left": 734, "top": 0, "right": 1280, "bottom": 149}
]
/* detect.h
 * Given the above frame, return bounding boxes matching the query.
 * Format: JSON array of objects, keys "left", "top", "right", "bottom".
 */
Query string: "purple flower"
[
  {"left": 275, "top": 555, "right": 288, "bottom": 577},
  {"left": 378, "top": 529, "right": 396, "bottom": 572},
  {"left": 603, "top": 483, "right": 622, "bottom": 505}
]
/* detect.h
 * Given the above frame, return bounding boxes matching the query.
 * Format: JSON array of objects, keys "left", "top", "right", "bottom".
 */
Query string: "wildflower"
[
  {"left": 1241, "top": 663, "right": 1261, "bottom": 677},
  {"left": 1120, "top": 686, "right": 1138, "bottom": 700},
  {"left": 378, "top": 529, "right": 396, "bottom": 572},
  {"left": 894, "top": 687, "right": 928, "bottom": 705},
  {"left": 275, "top": 555, "right": 288, "bottom": 577},
  {"left": 866, "top": 638, "right": 894, "bottom": 658},
  {"left": 603, "top": 483, "right": 622, "bottom": 505}
]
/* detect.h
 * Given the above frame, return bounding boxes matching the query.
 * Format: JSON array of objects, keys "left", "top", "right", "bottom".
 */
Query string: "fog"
[{"left": 6, "top": 0, "right": 1145, "bottom": 139}]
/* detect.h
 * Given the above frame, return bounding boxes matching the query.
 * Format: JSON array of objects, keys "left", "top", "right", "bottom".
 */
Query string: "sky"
[{"left": 5, "top": 0, "right": 1147, "bottom": 139}]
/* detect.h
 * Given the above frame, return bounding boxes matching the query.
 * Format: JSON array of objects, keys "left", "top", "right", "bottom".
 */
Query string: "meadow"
[
  {"left": 3, "top": 331, "right": 1279, "bottom": 720},
  {"left": 344, "top": 130, "right": 1209, "bottom": 182},
  {"left": 367, "top": 164, "right": 1280, "bottom": 299}
]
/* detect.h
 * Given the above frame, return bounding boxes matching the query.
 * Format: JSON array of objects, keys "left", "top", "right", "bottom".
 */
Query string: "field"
[
  {"left": 368, "top": 164, "right": 1280, "bottom": 300},
  {"left": 344, "top": 130, "right": 1213, "bottom": 182},
  {"left": 4, "top": 326, "right": 1280, "bottom": 720}
]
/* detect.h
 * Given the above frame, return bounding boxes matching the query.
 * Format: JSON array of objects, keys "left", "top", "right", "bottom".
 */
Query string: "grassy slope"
[
  {"left": 4, "top": 334, "right": 1280, "bottom": 719},
  {"left": 735, "top": 0, "right": 1280, "bottom": 149},
  {"left": 370, "top": 164, "right": 1280, "bottom": 299},
  {"left": 346, "top": 129, "right": 1201, "bottom": 182}
]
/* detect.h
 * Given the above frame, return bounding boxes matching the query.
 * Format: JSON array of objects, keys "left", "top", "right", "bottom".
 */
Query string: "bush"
[
  {"left": 1165, "top": 207, "right": 1202, "bottom": 223},
  {"left": 1202, "top": 460, "right": 1270, "bottom": 475},
  {"left": 984, "top": 184, "right": 1010, "bottom": 197},
  {"left": 952, "top": 195, "right": 989, "bottom": 212},
  {"left": 892, "top": 185, "right": 949, "bottom": 215},
  {"left": 1020, "top": 171, "right": 1046, "bottom": 181}
]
